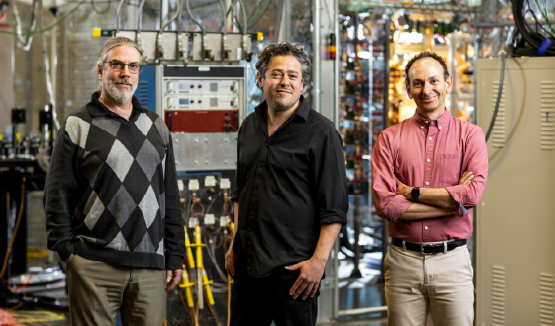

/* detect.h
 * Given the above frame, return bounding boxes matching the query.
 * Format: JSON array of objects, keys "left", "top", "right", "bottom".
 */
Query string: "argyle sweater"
[{"left": 44, "top": 92, "right": 185, "bottom": 270}]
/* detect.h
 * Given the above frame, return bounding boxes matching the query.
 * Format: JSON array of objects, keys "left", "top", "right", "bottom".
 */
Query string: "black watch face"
[{"left": 411, "top": 187, "right": 420, "bottom": 199}]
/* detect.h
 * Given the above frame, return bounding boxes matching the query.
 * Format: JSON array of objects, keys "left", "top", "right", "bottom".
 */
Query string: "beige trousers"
[
  {"left": 384, "top": 244, "right": 474, "bottom": 326},
  {"left": 66, "top": 254, "right": 166, "bottom": 326}
]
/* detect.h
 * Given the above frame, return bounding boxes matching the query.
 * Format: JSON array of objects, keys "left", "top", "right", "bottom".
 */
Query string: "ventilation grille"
[
  {"left": 492, "top": 265, "right": 506, "bottom": 325},
  {"left": 540, "top": 273, "right": 554, "bottom": 326},
  {"left": 137, "top": 80, "right": 150, "bottom": 106},
  {"left": 540, "top": 81, "right": 555, "bottom": 151},
  {"left": 492, "top": 82, "right": 507, "bottom": 148}
]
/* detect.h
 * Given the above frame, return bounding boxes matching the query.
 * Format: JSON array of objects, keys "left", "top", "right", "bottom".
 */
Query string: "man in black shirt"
[{"left": 225, "top": 42, "right": 348, "bottom": 326}]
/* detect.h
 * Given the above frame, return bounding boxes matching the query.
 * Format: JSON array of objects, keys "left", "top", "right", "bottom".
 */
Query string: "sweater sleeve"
[
  {"left": 44, "top": 126, "right": 80, "bottom": 261},
  {"left": 163, "top": 134, "right": 186, "bottom": 270}
]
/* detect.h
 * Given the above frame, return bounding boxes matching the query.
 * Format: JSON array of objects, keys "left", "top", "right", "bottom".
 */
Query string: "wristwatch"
[{"left": 411, "top": 187, "right": 420, "bottom": 201}]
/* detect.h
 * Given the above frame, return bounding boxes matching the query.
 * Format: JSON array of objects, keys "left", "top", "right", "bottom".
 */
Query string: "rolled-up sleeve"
[
  {"left": 314, "top": 128, "right": 348, "bottom": 225},
  {"left": 371, "top": 131, "right": 413, "bottom": 222},
  {"left": 445, "top": 127, "right": 488, "bottom": 216}
]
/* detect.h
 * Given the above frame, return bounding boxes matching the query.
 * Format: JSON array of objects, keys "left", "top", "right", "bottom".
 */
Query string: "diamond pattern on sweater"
[
  {"left": 83, "top": 190, "right": 105, "bottom": 230},
  {"left": 123, "top": 161, "right": 151, "bottom": 204},
  {"left": 121, "top": 212, "right": 148, "bottom": 252},
  {"left": 92, "top": 116, "right": 120, "bottom": 137},
  {"left": 90, "top": 209, "right": 121, "bottom": 247},
  {"left": 136, "top": 139, "right": 161, "bottom": 181},
  {"left": 66, "top": 116, "right": 90, "bottom": 149},
  {"left": 64, "top": 108, "right": 171, "bottom": 256},
  {"left": 135, "top": 232, "right": 156, "bottom": 253},
  {"left": 156, "top": 238, "right": 164, "bottom": 255},
  {"left": 159, "top": 193, "right": 166, "bottom": 219},
  {"left": 135, "top": 113, "right": 153, "bottom": 136},
  {"left": 106, "top": 231, "right": 130, "bottom": 251},
  {"left": 106, "top": 139, "right": 134, "bottom": 181},
  {"left": 85, "top": 124, "right": 117, "bottom": 162},
  {"left": 107, "top": 186, "right": 137, "bottom": 227},
  {"left": 139, "top": 185, "right": 159, "bottom": 228}
]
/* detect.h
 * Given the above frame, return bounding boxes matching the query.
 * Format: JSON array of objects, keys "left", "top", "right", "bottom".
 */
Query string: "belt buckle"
[
  {"left": 420, "top": 244, "right": 428, "bottom": 255},
  {"left": 420, "top": 243, "right": 439, "bottom": 255}
]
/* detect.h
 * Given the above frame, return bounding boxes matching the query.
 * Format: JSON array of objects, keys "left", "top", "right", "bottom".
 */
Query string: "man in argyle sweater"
[{"left": 44, "top": 37, "right": 185, "bottom": 326}]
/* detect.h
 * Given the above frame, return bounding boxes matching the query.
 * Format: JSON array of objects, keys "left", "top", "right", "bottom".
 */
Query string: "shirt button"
[
  {"left": 438, "top": 126, "right": 442, "bottom": 130},
  {"left": 427, "top": 159, "right": 430, "bottom": 162},
  {"left": 428, "top": 137, "right": 432, "bottom": 140},
  {"left": 420, "top": 126, "right": 424, "bottom": 129},
  {"left": 425, "top": 226, "right": 429, "bottom": 230},
  {"left": 425, "top": 182, "right": 429, "bottom": 186},
  {"left": 425, "top": 120, "right": 429, "bottom": 124}
]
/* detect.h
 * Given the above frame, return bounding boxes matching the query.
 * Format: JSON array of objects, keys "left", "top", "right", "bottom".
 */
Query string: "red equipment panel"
[{"left": 164, "top": 110, "right": 238, "bottom": 132}]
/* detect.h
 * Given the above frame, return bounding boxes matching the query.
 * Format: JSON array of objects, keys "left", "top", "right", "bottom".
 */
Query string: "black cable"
[
  {"left": 485, "top": 53, "right": 506, "bottom": 143},
  {"left": 525, "top": 8, "right": 555, "bottom": 38},
  {"left": 512, "top": 0, "right": 555, "bottom": 56},
  {"left": 524, "top": 0, "right": 555, "bottom": 38}
]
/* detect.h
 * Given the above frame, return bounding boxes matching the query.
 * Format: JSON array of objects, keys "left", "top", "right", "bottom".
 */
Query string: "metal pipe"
[
  {"left": 332, "top": 0, "right": 340, "bottom": 319},
  {"left": 217, "top": 0, "right": 227, "bottom": 35},
  {"left": 237, "top": 0, "right": 247, "bottom": 35},
  {"left": 185, "top": 0, "right": 205, "bottom": 36},
  {"left": 115, "top": 0, "right": 125, "bottom": 34},
  {"left": 383, "top": 17, "right": 391, "bottom": 129},
  {"left": 137, "top": 0, "right": 147, "bottom": 32},
  {"left": 159, "top": 0, "right": 183, "bottom": 34},
  {"left": 50, "top": 0, "right": 57, "bottom": 120},
  {"left": 333, "top": 0, "right": 339, "bottom": 129},
  {"left": 312, "top": 0, "right": 321, "bottom": 113},
  {"left": 274, "top": 0, "right": 284, "bottom": 42}
]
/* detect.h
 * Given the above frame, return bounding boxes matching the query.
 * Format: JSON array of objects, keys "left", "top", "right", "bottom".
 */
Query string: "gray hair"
[
  {"left": 255, "top": 42, "right": 311, "bottom": 88},
  {"left": 95, "top": 37, "right": 141, "bottom": 90}
]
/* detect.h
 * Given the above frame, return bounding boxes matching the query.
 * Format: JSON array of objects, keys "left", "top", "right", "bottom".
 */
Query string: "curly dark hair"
[
  {"left": 255, "top": 42, "right": 311, "bottom": 88},
  {"left": 404, "top": 51, "right": 450, "bottom": 85}
]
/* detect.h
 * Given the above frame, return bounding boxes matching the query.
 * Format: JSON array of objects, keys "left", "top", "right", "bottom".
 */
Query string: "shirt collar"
[
  {"left": 411, "top": 108, "right": 451, "bottom": 129},
  {"left": 254, "top": 95, "right": 310, "bottom": 123},
  {"left": 86, "top": 91, "right": 145, "bottom": 121}
]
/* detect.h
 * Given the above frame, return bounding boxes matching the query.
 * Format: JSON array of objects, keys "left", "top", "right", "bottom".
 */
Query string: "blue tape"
[{"left": 537, "top": 38, "right": 553, "bottom": 57}]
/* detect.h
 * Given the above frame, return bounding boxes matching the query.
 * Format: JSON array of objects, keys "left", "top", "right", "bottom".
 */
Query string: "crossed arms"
[{"left": 395, "top": 171, "right": 474, "bottom": 220}]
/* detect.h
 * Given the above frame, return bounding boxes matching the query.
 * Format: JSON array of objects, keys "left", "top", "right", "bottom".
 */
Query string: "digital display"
[
  {"left": 179, "top": 83, "right": 189, "bottom": 90},
  {"left": 179, "top": 99, "right": 189, "bottom": 105}
]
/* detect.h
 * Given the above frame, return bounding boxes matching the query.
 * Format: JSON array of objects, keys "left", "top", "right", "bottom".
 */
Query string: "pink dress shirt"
[{"left": 371, "top": 109, "right": 488, "bottom": 242}]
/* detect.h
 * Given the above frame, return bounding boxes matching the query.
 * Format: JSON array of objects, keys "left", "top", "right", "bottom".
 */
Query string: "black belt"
[{"left": 392, "top": 237, "right": 467, "bottom": 254}]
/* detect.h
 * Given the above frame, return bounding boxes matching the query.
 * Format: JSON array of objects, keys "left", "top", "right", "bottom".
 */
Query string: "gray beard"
[{"left": 105, "top": 79, "right": 136, "bottom": 103}]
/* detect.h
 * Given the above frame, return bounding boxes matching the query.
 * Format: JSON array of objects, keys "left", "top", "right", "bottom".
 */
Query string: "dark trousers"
[{"left": 230, "top": 268, "right": 320, "bottom": 326}]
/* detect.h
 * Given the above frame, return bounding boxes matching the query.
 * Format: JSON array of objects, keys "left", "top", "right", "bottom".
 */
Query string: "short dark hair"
[
  {"left": 255, "top": 42, "right": 311, "bottom": 88},
  {"left": 404, "top": 51, "right": 450, "bottom": 85}
]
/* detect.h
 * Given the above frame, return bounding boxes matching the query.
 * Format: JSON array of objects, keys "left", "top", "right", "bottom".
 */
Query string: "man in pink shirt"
[{"left": 371, "top": 51, "right": 488, "bottom": 325}]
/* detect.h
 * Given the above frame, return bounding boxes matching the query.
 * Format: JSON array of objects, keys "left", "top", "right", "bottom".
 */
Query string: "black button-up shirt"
[{"left": 232, "top": 96, "right": 348, "bottom": 277}]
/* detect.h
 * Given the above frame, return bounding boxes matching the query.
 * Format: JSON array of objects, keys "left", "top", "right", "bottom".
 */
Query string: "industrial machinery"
[
  {"left": 475, "top": 56, "right": 555, "bottom": 325},
  {"left": 132, "top": 64, "right": 247, "bottom": 172}
]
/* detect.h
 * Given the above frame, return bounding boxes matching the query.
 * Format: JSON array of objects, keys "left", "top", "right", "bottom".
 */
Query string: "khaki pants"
[
  {"left": 384, "top": 244, "right": 474, "bottom": 326},
  {"left": 67, "top": 254, "right": 166, "bottom": 326}
]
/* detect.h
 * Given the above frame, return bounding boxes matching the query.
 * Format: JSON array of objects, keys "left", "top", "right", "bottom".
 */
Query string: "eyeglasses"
[{"left": 103, "top": 61, "right": 142, "bottom": 73}]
